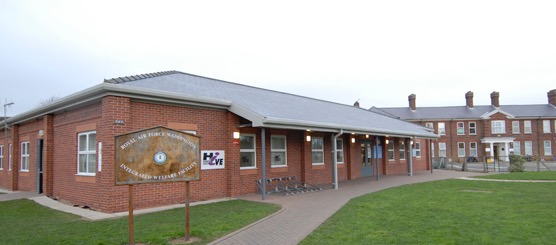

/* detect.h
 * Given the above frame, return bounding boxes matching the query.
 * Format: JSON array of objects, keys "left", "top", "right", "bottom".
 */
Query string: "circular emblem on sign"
[{"left": 154, "top": 151, "right": 167, "bottom": 165}]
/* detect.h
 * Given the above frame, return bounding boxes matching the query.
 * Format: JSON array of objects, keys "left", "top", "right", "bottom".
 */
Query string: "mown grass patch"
[
  {"left": 477, "top": 171, "right": 556, "bottom": 180},
  {"left": 301, "top": 179, "right": 556, "bottom": 244},
  {"left": 0, "top": 199, "right": 280, "bottom": 245}
]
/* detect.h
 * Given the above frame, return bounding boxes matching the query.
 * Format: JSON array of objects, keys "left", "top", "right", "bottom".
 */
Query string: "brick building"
[
  {"left": 0, "top": 71, "right": 437, "bottom": 212},
  {"left": 372, "top": 90, "right": 556, "bottom": 163}
]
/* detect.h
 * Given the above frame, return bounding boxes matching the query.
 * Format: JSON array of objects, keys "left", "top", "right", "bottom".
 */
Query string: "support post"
[
  {"left": 261, "top": 128, "right": 266, "bottom": 200},
  {"left": 185, "top": 181, "right": 190, "bottom": 241},
  {"left": 128, "top": 185, "right": 134, "bottom": 245},
  {"left": 408, "top": 139, "right": 413, "bottom": 176}
]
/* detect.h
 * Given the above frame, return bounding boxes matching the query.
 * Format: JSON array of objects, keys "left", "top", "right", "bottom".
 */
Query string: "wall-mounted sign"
[
  {"left": 201, "top": 150, "right": 225, "bottom": 170},
  {"left": 115, "top": 126, "right": 200, "bottom": 185}
]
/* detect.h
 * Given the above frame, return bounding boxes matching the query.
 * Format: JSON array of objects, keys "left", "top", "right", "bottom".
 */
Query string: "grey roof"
[
  {"left": 105, "top": 71, "right": 437, "bottom": 138},
  {"left": 372, "top": 104, "right": 556, "bottom": 121}
]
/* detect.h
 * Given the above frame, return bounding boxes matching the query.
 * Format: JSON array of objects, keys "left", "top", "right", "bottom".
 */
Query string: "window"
[
  {"left": 414, "top": 142, "right": 421, "bottom": 157},
  {"left": 469, "top": 122, "right": 477, "bottom": 135},
  {"left": 512, "top": 121, "right": 520, "bottom": 134},
  {"left": 271, "top": 135, "right": 287, "bottom": 167},
  {"left": 387, "top": 141, "right": 395, "bottom": 160},
  {"left": 544, "top": 140, "right": 552, "bottom": 156},
  {"left": 240, "top": 134, "right": 256, "bottom": 168},
  {"left": 8, "top": 144, "right": 12, "bottom": 170},
  {"left": 399, "top": 141, "right": 405, "bottom": 160},
  {"left": 491, "top": 120, "right": 506, "bottom": 134},
  {"left": 543, "top": 120, "right": 551, "bottom": 133},
  {"left": 312, "top": 137, "right": 324, "bottom": 165},
  {"left": 438, "top": 142, "right": 447, "bottom": 157},
  {"left": 524, "top": 121, "right": 532, "bottom": 134},
  {"left": 0, "top": 145, "right": 3, "bottom": 170},
  {"left": 469, "top": 142, "right": 477, "bottom": 157},
  {"left": 457, "top": 122, "right": 465, "bottom": 135},
  {"left": 525, "top": 141, "right": 533, "bottom": 156},
  {"left": 438, "top": 123, "right": 446, "bottom": 135},
  {"left": 336, "top": 139, "right": 344, "bottom": 163},
  {"left": 20, "top": 142, "right": 30, "bottom": 172},
  {"left": 78, "top": 131, "right": 97, "bottom": 174},
  {"left": 457, "top": 142, "right": 465, "bottom": 157},
  {"left": 513, "top": 141, "right": 521, "bottom": 155},
  {"left": 425, "top": 122, "right": 434, "bottom": 129}
]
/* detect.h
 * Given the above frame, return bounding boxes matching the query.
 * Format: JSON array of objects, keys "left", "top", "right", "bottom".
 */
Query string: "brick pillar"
[
  {"left": 10, "top": 125, "right": 19, "bottom": 191},
  {"left": 43, "top": 115, "right": 54, "bottom": 196},
  {"left": 301, "top": 131, "right": 311, "bottom": 183},
  {"left": 226, "top": 112, "right": 241, "bottom": 196}
]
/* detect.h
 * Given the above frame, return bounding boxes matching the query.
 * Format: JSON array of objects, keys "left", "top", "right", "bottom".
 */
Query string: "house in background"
[
  {"left": 372, "top": 90, "right": 556, "bottom": 163},
  {"left": 0, "top": 71, "right": 437, "bottom": 212}
]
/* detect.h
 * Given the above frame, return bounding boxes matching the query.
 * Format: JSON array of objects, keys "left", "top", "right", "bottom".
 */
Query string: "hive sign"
[{"left": 201, "top": 150, "right": 225, "bottom": 170}]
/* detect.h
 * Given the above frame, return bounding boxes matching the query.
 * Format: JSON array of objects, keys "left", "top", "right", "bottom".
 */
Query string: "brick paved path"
[{"left": 210, "top": 170, "right": 488, "bottom": 245}]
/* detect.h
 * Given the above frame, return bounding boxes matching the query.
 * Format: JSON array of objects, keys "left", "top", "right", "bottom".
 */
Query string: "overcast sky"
[{"left": 1, "top": 0, "right": 555, "bottom": 116}]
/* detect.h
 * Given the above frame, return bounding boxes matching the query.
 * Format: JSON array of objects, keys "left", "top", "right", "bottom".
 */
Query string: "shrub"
[{"left": 509, "top": 155, "right": 525, "bottom": 172}]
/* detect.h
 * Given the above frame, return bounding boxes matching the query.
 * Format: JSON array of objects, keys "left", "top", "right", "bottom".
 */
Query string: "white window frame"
[
  {"left": 513, "top": 141, "right": 521, "bottom": 155},
  {"left": 469, "top": 142, "right": 477, "bottom": 157},
  {"left": 270, "top": 135, "right": 287, "bottom": 167},
  {"left": 312, "top": 137, "right": 324, "bottom": 165},
  {"left": 414, "top": 142, "right": 421, "bottom": 158},
  {"left": 399, "top": 141, "right": 406, "bottom": 160},
  {"left": 525, "top": 141, "right": 533, "bottom": 156},
  {"left": 240, "top": 134, "right": 257, "bottom": 169},
  {"left": 457, "top": 142, "right": 466, "bottom": 157},
  {"left": 20, "top": 141, "right": 30, "bottom": 172},
  {"left": 336, "top": 138, "right": 344, "bottom": 164},
  {"left": 491, "top": 120, "right": 506, "bottom": 134},
  {"left": 544, "top": 140, "right": 552, "bottom": 156},
  {"left": 387, "top": 142, "right": 395, "bottom": 161},
  {"left": 425, "top": 122, "right": 434, "bottom": 129},
  {"left": 438, "top": 142, "right": 447, "bottom": 157},
  {"left": 543, "top": 120, "right": 551, "bottom": 133},
  {"left": 524, "top": 121, "right": 532, "bottom": 134},
  {"left": 0, "top": 145, "right": 3, "bottom": 170},
  {"left": 438, "top": 122, "right": 446, "bottom": 135},
  {"left": 456, "top": 122, "right": 465, "bottom": 135},
  {"left": 77, "top": 131, "right": 97, "bottom": 175},
  {"left": 469, "top": 122, "right": 477, "bottom": 135},
  {"left": 512, "top": 121, "right": 520, "bottom": 134}
]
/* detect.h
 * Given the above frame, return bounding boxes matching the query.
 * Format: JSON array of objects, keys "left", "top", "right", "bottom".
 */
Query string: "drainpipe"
[{"left": 332, "top": 129, "right": 343, "bottom": 190}]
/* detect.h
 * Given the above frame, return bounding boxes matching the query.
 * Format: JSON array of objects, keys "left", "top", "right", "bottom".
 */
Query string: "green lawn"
[
  {"left": 302, "top": 177, "right": 556, "bottom": 244},
  {"left": 476, "top": 171, "right": 556, "bottom": 180},
  {"left": 0, "top": 199, "right": 279, "bottom": 245}
]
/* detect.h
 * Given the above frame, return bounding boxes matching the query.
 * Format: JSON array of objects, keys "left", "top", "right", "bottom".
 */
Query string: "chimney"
[
  {"left": 465, "top": 91, "right": 474, "bottom": 108},
  {"left": 408, "top": 94, "right": 416, "bottom": 110},
  {"left": 548, "top": 89, "right": 556, "bottom": 106},
  {"left": 490, "top": 91, "right": 500, "bottom": 107},
  {"left": 353, "top": 100, "right": 360, "bottom": 108}
]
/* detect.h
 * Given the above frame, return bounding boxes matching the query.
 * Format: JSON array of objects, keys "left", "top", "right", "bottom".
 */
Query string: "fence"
[{"left": 432, "top": 155, "right": 554, "bottom": 172}]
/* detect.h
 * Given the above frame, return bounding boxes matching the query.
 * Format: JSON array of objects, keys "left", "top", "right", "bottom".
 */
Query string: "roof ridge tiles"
[{"left": 104, "top": 70, "right": 180, "bottom": 84}]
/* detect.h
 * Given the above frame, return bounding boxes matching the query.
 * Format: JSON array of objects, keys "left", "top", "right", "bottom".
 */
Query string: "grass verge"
[
  {"left": 301, "top": 178, "right": 556, "bottom": 244},
  {"left": 476, "top": 171, "right": 556, "bottom": 180},
  {"left": 0, "top": 199, "right": 279, "bottom": 245}
]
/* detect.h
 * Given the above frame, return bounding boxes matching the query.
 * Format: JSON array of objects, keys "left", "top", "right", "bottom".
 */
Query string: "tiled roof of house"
[
  {"left": 372, "top": 104, "right": 556, "bottom": 120},
  {"left": 105, "top": 71, "right": 437, "bottom": 138}
]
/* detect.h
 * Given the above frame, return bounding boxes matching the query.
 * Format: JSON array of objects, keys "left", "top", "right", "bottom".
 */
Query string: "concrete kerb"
[{"left": 458, "top": 177, "right": 556, "bottom": 183}]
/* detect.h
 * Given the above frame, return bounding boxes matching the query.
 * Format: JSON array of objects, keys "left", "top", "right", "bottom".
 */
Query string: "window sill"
[
  {"left": 76, "top": 173, "right": 96, "bottom": 177},
  {"left": 271, "top": 165, "right": 287, "bottom": 168},
  {"left": 20, "top": 170, "right": 30, "bottom": 172}
]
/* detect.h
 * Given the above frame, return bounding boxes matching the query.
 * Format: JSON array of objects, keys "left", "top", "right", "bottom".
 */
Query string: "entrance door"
[
  {"left": 36, "top": 139, "right": 44, "bottom": 194},
  {"left": 360, "top": 142, "right": 374, "bottom": 176}
]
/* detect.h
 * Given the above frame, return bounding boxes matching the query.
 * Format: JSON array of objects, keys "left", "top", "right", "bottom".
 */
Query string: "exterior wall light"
[
  {"left": 351, "top": 137, "right": 355, "bottom": 143},
  {"left": 306, "top": 135, "right": 311, "bottom": 142},
  {"left": 385, "top": 139, "right": 389, "bottom": 144},
  {"left": 233, "top": 131, "right": 240, "bottom": 139},
  {"left": 365, "top": 134, "right": 369, "bottom": 138}
]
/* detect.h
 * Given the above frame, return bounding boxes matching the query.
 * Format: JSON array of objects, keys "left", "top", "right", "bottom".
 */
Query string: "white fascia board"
[
  {"left": 262, "top": 117, "right": 439, "bottom": 139},
  {"left": 6, "top": 83, "right": 232, "bottom": 125},
  {"left": 228, "top": 104, "right": 266, "bottom": 127},
  {"left": 480, "top": 109, "right": 515, "bottom": 119}
]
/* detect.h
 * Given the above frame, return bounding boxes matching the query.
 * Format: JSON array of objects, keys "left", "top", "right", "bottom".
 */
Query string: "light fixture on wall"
[
  {"left": 351, "top": 137, "right": 355, "bottom": 143},
  {"left": 365, "top": 134, "right": 369, "bottom": 138},
  {"left": 233, "top": 131, "right": 240, "bottom": 139},
  {"left": 306, "top": 135, "right": 311, "bottom": 142},
  {"left": 385, "top": 139, "right": 389, "bottom": 144}
]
